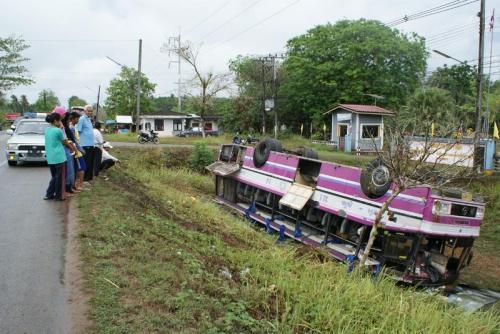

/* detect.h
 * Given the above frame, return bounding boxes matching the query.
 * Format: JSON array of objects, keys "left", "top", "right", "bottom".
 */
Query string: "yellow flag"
[
  {"left": 323, "top": 123, "right": 327, "bottom": 132},
  {"left": 494, "top": 121, "right": 499, "bottom": 139},
  {"left": 300, "top": 123, "right": 304, "bottom": 135},
  {"left": 431, "top": 122, "right": 435, "bottom": 137}
]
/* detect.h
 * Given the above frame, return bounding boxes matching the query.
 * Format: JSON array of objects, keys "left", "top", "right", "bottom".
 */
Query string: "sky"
[{"left": 1, "top": 0, "right": 499, "bottom": 108}]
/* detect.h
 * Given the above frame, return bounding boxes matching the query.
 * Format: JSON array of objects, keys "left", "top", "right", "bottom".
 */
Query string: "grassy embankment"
[
  {"left": 101, "top": 134, "right": 500, "bottom": 289},
  {"left": 105, "top": 133, "right": 374, "bottom": 166},
  {"left": 460, "top": 176, "right": 500, "bottom": 290},
  {"left": 77, "top": 147, "right": 499, "bottom": 333}
]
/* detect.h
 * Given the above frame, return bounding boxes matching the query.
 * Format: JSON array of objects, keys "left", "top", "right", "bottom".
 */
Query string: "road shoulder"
[{"left": 64, "top": 199, "right": 93, "bottom": 333}]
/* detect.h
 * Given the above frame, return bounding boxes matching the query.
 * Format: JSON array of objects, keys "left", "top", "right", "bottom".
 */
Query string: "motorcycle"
[
  {"left": 232, "top": 134, "right": 258, "bottom": 145},
  {"left": 138, "top": 130, "right": 160, "bottom": 144}
]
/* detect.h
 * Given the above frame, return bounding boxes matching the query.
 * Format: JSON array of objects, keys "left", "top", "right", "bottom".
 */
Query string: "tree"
[
  {"left": 151, "top": 94, "right": 178, "bottom": 113},
  {"left": 165, "top": 41, "right": 231, "bottom": 137},
  {"left": 427, "top": 64, "right": 476, "bottom": 106},
  {"left": 486, "top": 80, "right": 500, "bottom": 126},
  {"left": 68, "top": 95, "right": 87, "bottom": 109},
  {"left": 105, "top": 66, "right": 156, "bottom": 119},
  {"left": 0, "top": 36, "right": 34, "bottom": 94},
  {"left": 358, "top": 120, "right": 476, "bottom": 268},
  {"left": 281, "top": 20, "right": 427, "bottom": 129},
  {"left": 33, "top": 89, "right": 60, "bottom": 112},
  {"left": 9, "top": 94, "right": 20, "bottom": 113},
  {"left": 402, "top": 87, "right": 456, "bottom": 130},
  {"left": 229, "top": 55, "right": 286, "bottom": 135},
  {"left": 20, "top": 94, "right": 29, "bottom": 112}
]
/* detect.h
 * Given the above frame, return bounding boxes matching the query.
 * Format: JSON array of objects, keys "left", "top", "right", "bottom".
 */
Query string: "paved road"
[{"left": 0, "top": 131, "right": 69, "bottom": 333}]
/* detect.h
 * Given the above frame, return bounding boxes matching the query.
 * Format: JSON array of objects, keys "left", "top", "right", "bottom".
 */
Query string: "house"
[
  {"left": 115, "top": 115, "right": 134, "bottom": 134},
  {"left": 325, "top": 104, "right": 395, "bottom": 151},
  {"left": 138, "top": 111, "right": 220, "bottom": 137}
]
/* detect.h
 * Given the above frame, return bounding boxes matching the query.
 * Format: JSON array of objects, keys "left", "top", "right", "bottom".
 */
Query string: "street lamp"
[
  {"left": 432, "top": 50, "right": 469, "bottom": 65},
  {"left": 106, "top": 56, "right": 125, "bottom": 68}
]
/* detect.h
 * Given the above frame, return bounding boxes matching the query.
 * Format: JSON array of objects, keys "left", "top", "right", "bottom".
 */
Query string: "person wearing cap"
[
  {"left": 53, "top": 106, "right": 77, "bottom": 196},
  {"left": 44, "top": 113, "right": 75, "bottom": 200},
  {"left": 76, "top": 105, "right": 95, "bottom": 182},
  {"left": 99, "top": 141, "right": 118, "bottom": 179}
]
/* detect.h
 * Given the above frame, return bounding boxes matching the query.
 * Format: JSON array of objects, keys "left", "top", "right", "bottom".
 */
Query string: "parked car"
[
  {"left": 176, "top": 127, "right": 219, "bottom": 137},
  {"left": 5, "top": 118, "right": 49, "bottom": 166}
]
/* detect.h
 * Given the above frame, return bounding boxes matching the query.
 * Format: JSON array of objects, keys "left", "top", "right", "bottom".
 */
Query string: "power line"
[
  {"left": 205, "top": 0, "right": 301, "bottom": 54},
  {"left": 387, "top": 0, "right": 467, "bottom": 25},
  {"left": 468, "top": 54, "right": 500, "bottom": 62},
  {"left": 198, "top": 0, "right": 264, "bottom": 42},
  {"left": 185, "top": 0, "right": 233, "bottom": 34},
  {"left": 427, "top": 33, "right": 473, "bottom": 47},
  {"left": 426, "top": 25, "right": 475, "bottom": 42},
  {"left": 426, "top": 22, "right": 475, "bottom": 38},
  {"left": 386, "top": 0, "right": 478, "bottom": 27},
  {"left": 25, "top": 39, "right": 136, "bottom": 43}
]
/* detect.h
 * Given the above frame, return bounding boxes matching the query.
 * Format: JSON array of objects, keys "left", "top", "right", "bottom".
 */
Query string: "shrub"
[{"left": 190, "top": 142, "right": 214, "bottom": 172}]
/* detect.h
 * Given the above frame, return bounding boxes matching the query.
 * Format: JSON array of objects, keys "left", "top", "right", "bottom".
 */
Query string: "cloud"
[{"left": 2, "top": 0, "right": 497, "bottom": 109}]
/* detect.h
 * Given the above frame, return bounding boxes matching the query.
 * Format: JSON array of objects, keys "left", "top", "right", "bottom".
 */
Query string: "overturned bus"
[{"left": 206, "top": 139, "right": 485, "bottom": 286}]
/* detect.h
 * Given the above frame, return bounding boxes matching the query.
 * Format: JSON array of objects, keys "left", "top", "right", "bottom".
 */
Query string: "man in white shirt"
[{"left": 93, "top": 122, "right": 104, "bottom": 177}]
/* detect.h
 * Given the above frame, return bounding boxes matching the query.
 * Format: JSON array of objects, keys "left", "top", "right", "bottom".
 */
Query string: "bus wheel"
[{"left": 360, "top": 159, "right": 392, "bottom": 198}]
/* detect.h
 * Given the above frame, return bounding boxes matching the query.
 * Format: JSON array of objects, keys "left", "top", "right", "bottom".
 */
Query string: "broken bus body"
[{"left": 207, "top": 142, "right": 485, "bottom": 286}]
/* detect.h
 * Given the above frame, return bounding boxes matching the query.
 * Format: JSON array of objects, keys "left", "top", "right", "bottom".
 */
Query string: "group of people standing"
[{"left": 44, "top": 105, "right": 117, "bottom": 201}]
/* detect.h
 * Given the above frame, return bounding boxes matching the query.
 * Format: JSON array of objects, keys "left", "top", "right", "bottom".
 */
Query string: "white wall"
[{"left": 140, "top": 117, "right": 183, "bottom": 137}]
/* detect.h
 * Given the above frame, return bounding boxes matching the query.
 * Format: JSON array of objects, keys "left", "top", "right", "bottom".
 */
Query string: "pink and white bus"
[{"left": 207, "top": 140, "right": 485, "bottom": 286}]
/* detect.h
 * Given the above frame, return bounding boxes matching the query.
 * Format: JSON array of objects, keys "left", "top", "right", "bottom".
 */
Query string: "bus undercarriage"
[{"left": 214, "top": 176, "right": 475, "bottom": 286}]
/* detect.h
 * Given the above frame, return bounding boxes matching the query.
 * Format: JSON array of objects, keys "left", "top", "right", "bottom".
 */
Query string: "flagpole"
[{"left": 484, "top": 9, "right": 495, "bottom": 135}]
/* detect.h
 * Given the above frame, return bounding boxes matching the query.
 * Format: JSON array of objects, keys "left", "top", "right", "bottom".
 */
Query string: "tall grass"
[{"left": 78, "top": 148, "right": 500, "bottom": 333}]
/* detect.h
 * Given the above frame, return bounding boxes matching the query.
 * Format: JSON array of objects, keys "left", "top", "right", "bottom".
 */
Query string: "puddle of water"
[{"left": 446, "top": 285, "right": 500, "bottom": 312}]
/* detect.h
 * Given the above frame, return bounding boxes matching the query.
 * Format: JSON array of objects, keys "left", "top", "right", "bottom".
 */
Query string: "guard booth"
[{"left": 324, "top": 104, "right": 395, "bottom": 152}]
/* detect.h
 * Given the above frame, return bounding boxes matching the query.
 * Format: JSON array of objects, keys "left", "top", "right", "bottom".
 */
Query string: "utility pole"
[
  {"left": 136, "top": 38, "right": 142, "bottom": 133},
  {"left": 272, "top": 56, "right": 278, "bottom": 139},
  {"left": 261, "top": 58, "right": 266, "bottom": 135},
  {"left": 168, "top": 29, "right": 182, "bottom": 114},
  {"left": 96, "top": 85, "right": 101, "bottom": 121},
  {"left": 257, "top": 54, "right": 285, "bottom": 137},
  {"left": 474, "top": 0, "right": 485, "bottom": 167},
  {"left": 483, "top": 8, "right": 495, "bottom": 134}
]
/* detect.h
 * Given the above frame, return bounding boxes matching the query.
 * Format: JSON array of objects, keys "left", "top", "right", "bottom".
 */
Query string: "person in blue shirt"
[
  {"left": 76, "top": 105, "right": 95, "bottom": 182},
  {"left": 44, "top": 113, "right": 74, "bottom": 200}
]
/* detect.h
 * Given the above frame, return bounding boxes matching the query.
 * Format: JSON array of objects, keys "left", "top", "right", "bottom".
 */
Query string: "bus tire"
[
  {"left": 304, "top": 148, "right": 318, "bottom": 159},
  {"left": 360, "top": 159, "right": 392, "bottom": 198},
  {"left": 253, "top": 138, "right": 283, "bottom": 168}
]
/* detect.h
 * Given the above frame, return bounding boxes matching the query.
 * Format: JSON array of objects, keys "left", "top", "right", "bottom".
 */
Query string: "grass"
[
  {"left": 460, "top": 176, "right": 500, "bottom": 291},
  {"left": 105, "top": 133, "right": 374, "bottom": 166},
  {"left": 77, "top": 148, "right": 500, "bottom": 333}
]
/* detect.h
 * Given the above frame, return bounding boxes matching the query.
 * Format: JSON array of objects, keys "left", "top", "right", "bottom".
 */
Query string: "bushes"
[{"left": 190, "top": 142, "right": 214, "bottom": 172}]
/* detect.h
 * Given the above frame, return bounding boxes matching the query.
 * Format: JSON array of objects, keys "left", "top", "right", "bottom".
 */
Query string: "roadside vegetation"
[
  {"left": 105, "top": 133, "right": 374, "bottom": 166},
  {"left": 77, "top": 147, "right": 500, "bottom": 333},
  {"left": 461, "top": 176, "right": 500, "bottom": 291}
]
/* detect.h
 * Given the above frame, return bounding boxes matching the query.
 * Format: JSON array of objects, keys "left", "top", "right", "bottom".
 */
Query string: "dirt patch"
[
  {"left": 64, "top": 200, "right": 93, "bottom": 333},
  {"left": 461, "top": 250, "right": 500, "bottom": 291},
  {"left": 111, "top": 169, "right": 252, "bottom": 250}
]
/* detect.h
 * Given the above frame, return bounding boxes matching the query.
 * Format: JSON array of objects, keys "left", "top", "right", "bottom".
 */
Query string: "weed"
[{"left": 190, "top": 142, "right": 215, "bottom": 173}]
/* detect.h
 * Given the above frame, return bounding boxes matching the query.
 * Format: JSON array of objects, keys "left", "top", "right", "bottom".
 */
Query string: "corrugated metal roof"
[
  {"left": 325, "top": 104, "right": 395, "bottom": 115},
  {"left": 115, "top": 115, "right": 133, "bottom": 124}
]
